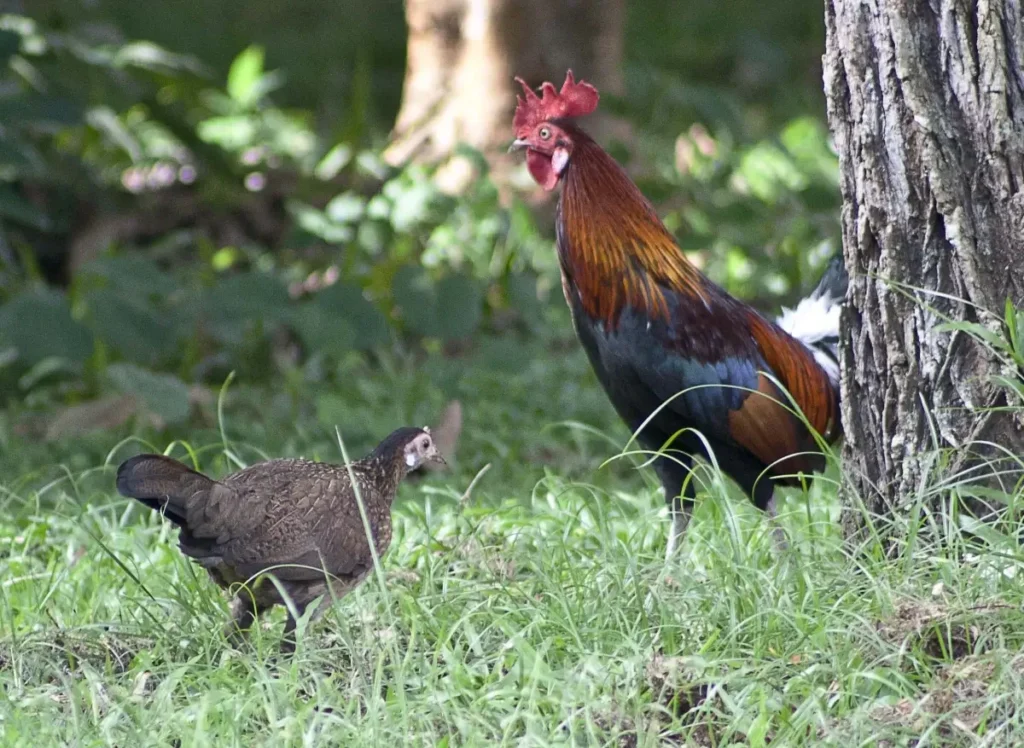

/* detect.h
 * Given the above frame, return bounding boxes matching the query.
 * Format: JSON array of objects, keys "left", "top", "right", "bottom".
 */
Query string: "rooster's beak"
[{"left": 508, "top": 139, "right": 529, "bottom": 153}]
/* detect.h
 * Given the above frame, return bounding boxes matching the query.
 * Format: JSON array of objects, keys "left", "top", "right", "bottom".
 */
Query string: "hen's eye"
[{"left": 539, "top": 126, "right": 551, "bottom": 140}]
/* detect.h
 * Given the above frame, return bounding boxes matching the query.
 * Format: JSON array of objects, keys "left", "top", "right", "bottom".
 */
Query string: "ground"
[{"left": 1, "top": 326, "right": 1022, "bottom": 746}]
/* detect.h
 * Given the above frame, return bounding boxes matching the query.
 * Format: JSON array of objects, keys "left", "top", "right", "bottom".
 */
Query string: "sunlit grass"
[{"left": 1, "top": 335, "right": 1023, "bottom": 745}]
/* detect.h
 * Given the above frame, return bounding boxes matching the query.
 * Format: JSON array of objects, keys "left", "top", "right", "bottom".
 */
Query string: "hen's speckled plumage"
[{"left": 116, "top": 426, "right": 443, "bottom": 651}]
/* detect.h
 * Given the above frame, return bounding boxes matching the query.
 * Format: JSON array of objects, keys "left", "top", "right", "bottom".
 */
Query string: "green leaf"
[
  {"left": 106, "top": 363, "right": 191, "bottom": 425},
  {"left": 197, "top": 115, "right": 257, "bottom": 149},
  {"left": 291, "top": 281, "right": 392, "bottom": 356},
  {"left": 207, "top": 272, "right": 290, "bottom": 320},
  {"left": 83, "top": 289, "right": 179, "bottom": 364},
  {"left": 200, "top": 272, "right": 291, "bottom": 344},
  {"left": 80, "top": 255, "right": 178, "bottom": 300},
  {"left": 290, "top": 301, "right": 356, "bottom": 357},
  {"left": 0, "top": 185, "right": 50, "bottom": 230},
  {"left": 19, "top": 357, "right": 80, "bottom": 390},
  {"left": 392, "top": 265, "right": 437, "bottom": 337},
  {"left": 934, "top": 321, "right": 1009, "bottom": 354},
  {"left": 0, "top": 288, "right": 94, "bottom": 367},
  {"left": 314, "top": 144, "right": 352, "bottom": 180},
  {"left": 506, "top": 272, "right": 544, "bottom": 328},
  {"left": 392, "top": 267, "right": 483, "bottom": 341},
  {"left": 0, "top": 94, "right": 83, "bottom": 128},
  {"left": 434, "top": 274, "right": 483, "bottom": 340},
  {"left": 227, "top": 45, "right": 265, "bottom": 108},
  {"left": 302, "top": 282, "right": 390, "bottom": 351},
  {"left": 0, "top": 30, "right": 20, "bottom": 69},
  {"left": 325, "top": 192, "right": 366, "bottom": 224},
  {"left": 0, "top": 132, "right": 40, "bottom": 170},
  {"left": 288, "top": 201, "right": 352, "bottom": 244},
  {"left": 113, "top": 41, "right": 207, "bottom": 75}
]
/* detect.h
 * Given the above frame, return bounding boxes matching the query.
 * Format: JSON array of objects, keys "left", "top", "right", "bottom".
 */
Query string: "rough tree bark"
[
  {"left": 384, "top": 0, "right": 624, "bottom": 192},
  {"left": 823, "top": 0, "right": 1024, "bottom": 535}
]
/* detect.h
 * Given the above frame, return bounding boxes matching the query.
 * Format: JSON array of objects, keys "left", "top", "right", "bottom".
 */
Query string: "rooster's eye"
[{"left": 539, "top": 127, "right": 551, "bottom": 140}]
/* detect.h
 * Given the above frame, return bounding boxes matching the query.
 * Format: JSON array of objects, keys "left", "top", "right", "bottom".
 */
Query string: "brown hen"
[{"left": 116, "top": 426, "right": 444, "bottom": 651}]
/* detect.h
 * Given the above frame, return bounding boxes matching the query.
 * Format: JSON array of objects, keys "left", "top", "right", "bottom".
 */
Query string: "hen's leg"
[
  {"left": 655, "top": 454, "right": 696, "bottom": 560},
  {"left": 279, "top": 600, "right": 310, "bottom": 654},
  {"left": 225, "top": 590, "right": 272, "bottom": 645},
  {"left": 764, "top": 494, "right": 789, "bottom": 551},
  {"left": 279, "top": 583, "right": 338, "bottom": 653}
]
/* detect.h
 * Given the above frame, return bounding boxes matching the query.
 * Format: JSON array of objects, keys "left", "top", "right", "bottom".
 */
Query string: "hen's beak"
[{"left": 508, "top": 138, "right": 529, "bottom": 153}]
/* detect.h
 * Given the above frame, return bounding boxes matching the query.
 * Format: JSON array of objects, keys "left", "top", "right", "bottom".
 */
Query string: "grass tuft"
[{"left": 2, "top": 338, "right": 1023, "bottom": 745}]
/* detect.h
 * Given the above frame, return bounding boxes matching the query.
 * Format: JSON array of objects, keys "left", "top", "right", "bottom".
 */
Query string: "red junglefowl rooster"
[{"left": 510, "top": 71, "right": 848, "bottom": 556}]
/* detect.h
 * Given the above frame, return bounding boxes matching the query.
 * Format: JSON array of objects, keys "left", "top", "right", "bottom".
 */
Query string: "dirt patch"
[
  {"left": 875, "top": 598, "right": 1013, "bottom": 661},
  {"left": 587, "top": 707, "right": 695, "bottom": 747},
  {"left": 645, "top": 654, "right": 713, "bottom": 716},
  {"left": 0, "top": 629, "right": 154, "bottom": 683},
  {"left": 868, "top": 652, "right": 1024, "bottom": 740},
  {"left": 591, "top": 710, "right": 640, "bottom": 748},
  {"left": 448, "top": 535, "right": 518, "bottom": 581}
]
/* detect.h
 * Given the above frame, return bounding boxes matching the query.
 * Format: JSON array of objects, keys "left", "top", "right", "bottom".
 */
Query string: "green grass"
[{"left": 2, "top": 330, "right": 1023, "bottom": 746}]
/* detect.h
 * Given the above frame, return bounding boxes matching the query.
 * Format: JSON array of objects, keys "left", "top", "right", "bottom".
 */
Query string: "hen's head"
[
  {"left": 373, "top": 426, "right": 446, "bottom": 473},
  {"left": 510, "top": 70, "right": 599, "bottom": 191}
]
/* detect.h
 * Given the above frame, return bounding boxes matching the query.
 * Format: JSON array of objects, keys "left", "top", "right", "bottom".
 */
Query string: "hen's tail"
[
  {"left": 776, "top": 254, "right": 848, "bottom": 386},
  {"left": 116, "top": 454, "right": 215, "bottom": 527}
]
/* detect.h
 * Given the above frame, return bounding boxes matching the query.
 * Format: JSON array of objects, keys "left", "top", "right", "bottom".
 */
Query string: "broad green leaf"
[
  {"left": 325, "top": 192, "right": 366, "bottom": 224},
  {"left": 288, "top": 201, "right": 352, "bottom": 244},
  {"left": 434, "top": 274, "right": 483, "bottom": 340},
  {"left": 0, "top": 94, "right": 83, "bottom": 127},
  {"left": 199, "top": 272, "right": 290, "bottom": 344},
  {"left": 505, "top": 273, "right": 544, "bottom": 329},
  {"left": 0, "top": 185, "right": 50, "bottom": 229},
  {"left": 392, "top": 265, "right": 437, "bottom": 337},
  {"left": 106, "top": 363, "right": 190, "bottom": 425},
  {"left": 290, "top": 301, "right": 357, "bottom": 357},
  {"left": 0, "top": 29, "right": 20, "bottom": 68},
  {"left": 0, "top": 132, "right": 41, "bottom": 170},
  {"left": 391, "top": 267, "right": 483, "bottom": 341},
  {"left": 113, "top": 41, "right": 207, "bottom": 75},
  {"left": 83, "top": 289, "right": 178, "bottom": 364},
  {"left": 197, "top": 115, "right": 257, "bottom": 149},
  {"left": 227, "top": 45, "right": 264, "bottom": 108},
  {"left": 314, "top": 144, "right": 352, "bottom": 180},
  {"left": 291, "top": 282, "right": 390, "bottom": 355},
  {"left": 79, "top": 255, "right": 178, "bottom": 300},
  {"left": 205, "top": 272, "right": 290, "bottom": 321},
  {"left": 0, "top": 288, "right": 94, "bottom": 366},
  {"left": 19, "top": 357, "right": 80, "bottom": 390},
  {"left": 312, "top": 283, "right": 389, "bottom": 349}
]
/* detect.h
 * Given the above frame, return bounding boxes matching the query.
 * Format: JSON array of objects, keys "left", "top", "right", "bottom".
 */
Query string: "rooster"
[{"left": 510, "top": 71, "right": 847, "bottom": 555}]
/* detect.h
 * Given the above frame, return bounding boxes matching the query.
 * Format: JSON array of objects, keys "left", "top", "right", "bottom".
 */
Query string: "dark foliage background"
[{"left": 0, "top": 0, "right": 838, "bottom": 471}]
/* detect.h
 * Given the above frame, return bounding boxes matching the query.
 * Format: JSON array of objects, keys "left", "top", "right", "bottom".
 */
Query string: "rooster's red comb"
[{"left": 513, "top": 70, "right": 599, "bottom": 131}]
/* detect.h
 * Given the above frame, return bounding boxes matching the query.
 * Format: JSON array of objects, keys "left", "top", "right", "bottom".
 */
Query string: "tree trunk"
[
  {"left": 385, "top": 0, "right": 624, "bottom": 193},
  {"left": 823, "top": 0, "right": 1024, "bottom": 537}
]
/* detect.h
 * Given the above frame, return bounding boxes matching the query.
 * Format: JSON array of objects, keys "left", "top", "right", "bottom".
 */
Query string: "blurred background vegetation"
[{"left": 0, "top": 0, "right": 839, "bottom": 469}]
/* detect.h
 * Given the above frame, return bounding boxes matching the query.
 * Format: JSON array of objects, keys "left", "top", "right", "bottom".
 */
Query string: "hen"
[
  {"left": 510, "top": 71, "right": 847, "bottom": 555},
  {"left": 116, "top": 426, "right": 444, "bottom": 651}
]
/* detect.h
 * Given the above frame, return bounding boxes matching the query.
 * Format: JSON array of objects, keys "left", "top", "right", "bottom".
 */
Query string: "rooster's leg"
[
  {"left": 666, "top": 503, "right": 692, "bottom": 559},
  {"left": 655, "top": 455, "right": 695, "bottom": 560},
  {"left": 764, "top": 494, "right": 790, "bottom": 551},
  {"left": 732, "top": 463, "right": 790, "bottom": 552}
]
